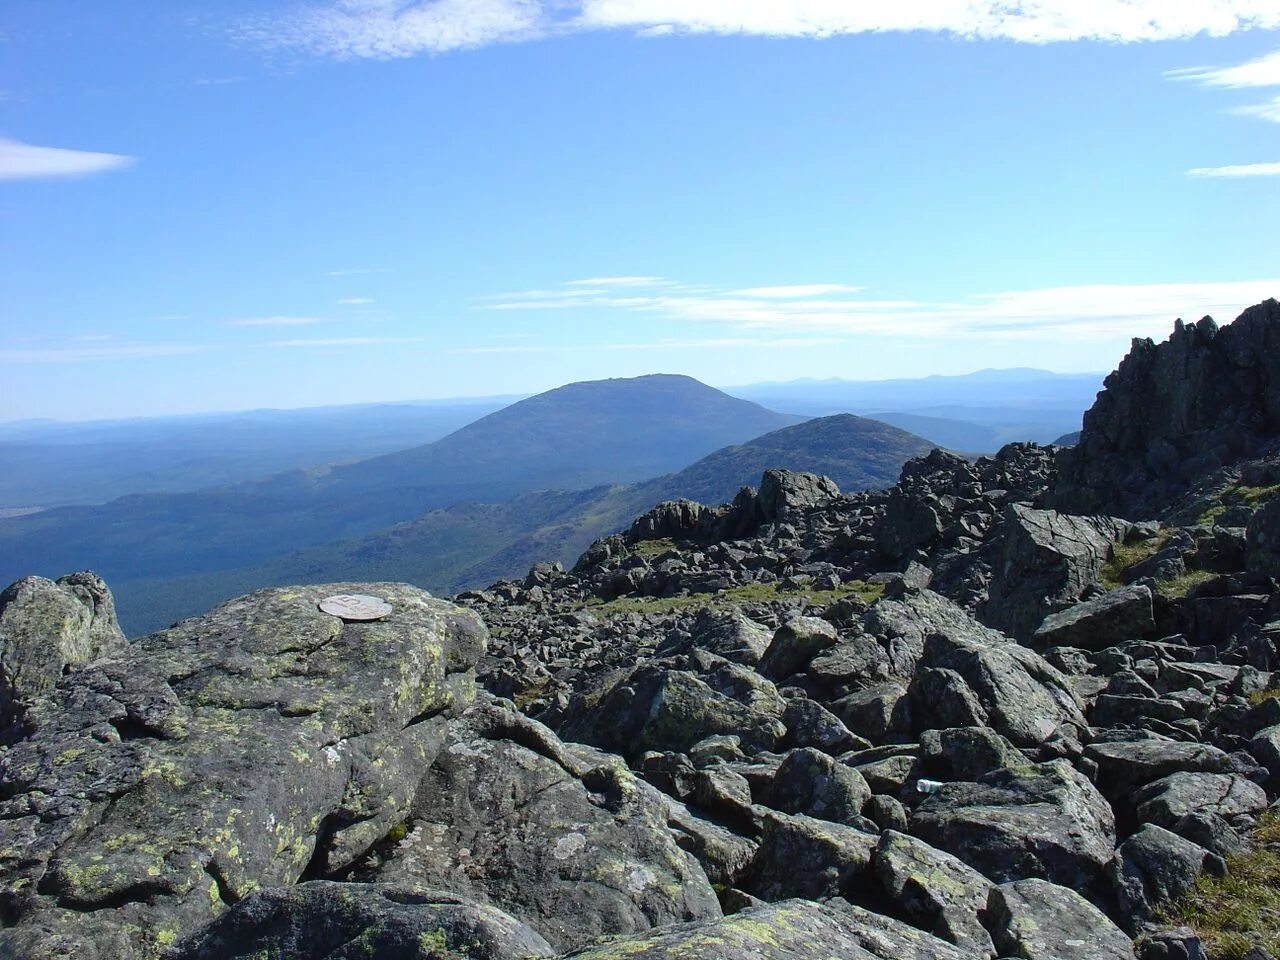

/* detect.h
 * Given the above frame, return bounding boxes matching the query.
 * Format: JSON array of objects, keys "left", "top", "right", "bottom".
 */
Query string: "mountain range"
[{"left": 109, "top": 413, "right": 934, "bottom": 633}]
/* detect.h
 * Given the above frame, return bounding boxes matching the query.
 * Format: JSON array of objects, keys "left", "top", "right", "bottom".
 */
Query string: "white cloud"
[
  {"left": 0, "top": 137, "right": 134, "bottom": 181},
  {"left": 337, "top": 297, "right": 376, "bottom": 305},
  {"left": 479, "top": 276, "right": 1280, "bottom": 342},
  {"left": 1187, "top": 161, "right": 1280, "bottom": 177},
  {"left": 227, "top": 316, "right": 326, "bottom": 326},
  {"left": 245, "top": 0, "right": 549, "bottom": 58},
  {"left": 1170, "top": 48, "right": 1280, "bottom": 87},
  {"left": 1235, "top": 94, "right": 1280, "bottom": 121},
  {"left": 1170, "top": 48, "right": 1280, "bottom": 124},
  {"left": 248, "top": 1, "right": 1280, "bottom": 59},
  {"left": 0, "top": 344, "right": 203, "bottom": 364}
]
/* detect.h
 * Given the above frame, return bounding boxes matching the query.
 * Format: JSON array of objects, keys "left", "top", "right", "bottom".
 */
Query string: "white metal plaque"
[{"left": 318, "top": 594, "right": 392, "bottom": 621}]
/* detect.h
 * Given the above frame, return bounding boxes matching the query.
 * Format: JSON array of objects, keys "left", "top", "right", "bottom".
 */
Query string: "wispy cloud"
[
  {"left": 0, "top": 344, "right": 203, "bottom": 364},
  {"left": 451, "top": 336, "right": 847, "bottom": 354},
  {"left": 0, "top": 137, "right": 134, "bottom": 181},
  {"left": 1169, "top": 49, "right": 1280, "bottom": 88},
  {"left": 731, "top": 284, "right": 864, "bottom": 299},
  {"left": 1170, "top": 48, "right": 1280, "bottom": 125},
  {"left": 245, "top": 1, "right": 1280, "bottom": 60},
  {"left": 566, "top": 276, "right": 671, "bottom": 287},
  {"left": 1187, "top": 161, "right": 1280, "bottom": 178},
  {"left": 268, "top": 336, "right": 428, "bottom": 347},
  {"left": 337, "top": 297, "right": 376, "bottom": 305},
  {"left": 227, "top": 315, "right": 326, "bottom": 327},
  {"left": 479, "top": 276, "right": 1280, "bottom": 341}
]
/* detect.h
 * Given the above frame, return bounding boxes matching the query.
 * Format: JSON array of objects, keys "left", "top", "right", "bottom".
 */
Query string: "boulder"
[
  {"left": 1032, "top": 584, "right": 1155, "bottom": 651},
  {"left": 1247, "top": 497, "right": 1280, "bottom": 577},
  {"left": 1133, "top": 772, "right": 1269, "bottom": 832},
  {"left": 372, "top": 699, "right": 720, "bottom": 952},
  {"left": 559, "top": 664, "right": 785, "bottom": 760},
  {"left": 981, "top": 504, "right": 1128, "bottom": 639},
  {"left": 169, "top": 883, "right": 556, "bottom": 959},
  {"left": 1086, "top": 740, "right": 1232, "bottom": 798},
  {"left": 768, "top": 747, "right": 871, "bottom": 824},
  {"left": 986, "top": 878, "right": 1135, "bottom": 960},
  {"left": 873, "top": 830, "right": 995, "bottom": 955},
  {"left": 0, "top": 572, "right": 126, "bottom": 730},
  {"left": 0, "top": 582, "right": 485, "bottom": 960},
  {"left": 758, "top": 469, "right": 841, "bottom": 521},
  {"left": 910, "top": 761, "right": 1116, "bottom": 900},
  {"left": 758, "top": 616, "right": 840, "bottom": 680},
  {"left": 748, "top": 811, "right": 876, "bottom": 902},
  {"left": 563, "top": 898, "right": 970, "bottom": 960},
  {"left": 909, "top": 626, "right": 1085, "bottom": 748},
  {"left": 677, "top": 607, "right": 773, "bottom": 666},
  {"left": 1109, "top": 825, "right": 1226, "bottom": 932},
  {"left": 918, "top": 726, "right": 1028, "bottom": 782}
]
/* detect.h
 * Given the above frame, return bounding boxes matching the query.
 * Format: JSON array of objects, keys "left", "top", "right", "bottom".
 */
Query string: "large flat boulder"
[
  {"left": 910, "top": 760, "right": 1116, "bottom": 901},
  {"left": 1031, "top": 584, "right": 1155, "bottom": 651},
  {"left": 0, "top": 582, "right": 485, "bottom": 960}
]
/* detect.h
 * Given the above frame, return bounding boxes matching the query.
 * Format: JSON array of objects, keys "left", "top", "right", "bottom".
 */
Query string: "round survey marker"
[{"left": 318, "top": 594, "right": 393, "bottom": 621}]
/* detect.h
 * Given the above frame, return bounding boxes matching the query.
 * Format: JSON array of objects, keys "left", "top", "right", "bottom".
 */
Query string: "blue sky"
[{"left": 2, "top": 1, "right": 1279, "bottom": 420}]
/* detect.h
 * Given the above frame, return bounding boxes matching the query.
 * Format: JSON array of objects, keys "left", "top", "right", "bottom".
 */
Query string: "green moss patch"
[{"left": 1100, "top": 534, "right": 1170, "bottom": 590}]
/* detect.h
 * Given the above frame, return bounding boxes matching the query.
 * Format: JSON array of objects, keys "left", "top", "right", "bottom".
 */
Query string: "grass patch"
[
  {"left": 1248, "top": 688, "right": 1280, "bottom": 707},
  {"left": 1101, "top": 534, "right": 1169, "bottom": 589},
  {"left": 1160, "top": 812, "right": 1280, "bottom": 960},
  {"left": 631, "top": 538, "right": 679, "bottom": 559},
  {"left": 583, "top": 580, "right": 885, "bottom": 617},
  {"left": 1154, "top": 569, "right": 1218, "bottom": 599},
  {"left": 1199, "top": 483, "right": 1280, "bottom": 526}
]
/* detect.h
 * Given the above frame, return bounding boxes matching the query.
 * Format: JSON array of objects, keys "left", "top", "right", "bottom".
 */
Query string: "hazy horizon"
[{"left": 0, "top": 364, "right": 1112, "bottom": 426}]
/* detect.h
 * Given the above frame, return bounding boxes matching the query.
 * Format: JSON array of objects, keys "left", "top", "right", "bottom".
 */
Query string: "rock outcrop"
[{"left": 1056, "top": 298, "right": 1280, "bottom": 519}]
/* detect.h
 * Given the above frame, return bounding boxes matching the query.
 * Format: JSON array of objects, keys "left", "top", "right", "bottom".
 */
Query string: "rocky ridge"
[{"left": 1, "top": 301, "right": 1279, "bottom": 958}]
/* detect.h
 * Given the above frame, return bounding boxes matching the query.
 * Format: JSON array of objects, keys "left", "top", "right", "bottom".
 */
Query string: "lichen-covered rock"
[
  {"left": 1132, "top": 771, "right": 1269, "bottom": 833},
  {"left": 559, "top": 664, "right": 785, "bottom": 760},
  {"left": 1085, "top": 739, "right": 1232, "bottom": 798},
  {"left": 371, "top": 698, "right": 720, "bottom": 952},
  {"left": 918, "top": 726, "right": 1028, "bottom": 782},
  {"left": 986, "top": 878, "right": 1135, "bottom": 960},
  {"left": 169, "top": 882, "right": 556, "bottom": 959},
  {"left": 747, "top": 811, "right": 877, "bottom": 902},
  {"left": 562, "top": 898, "right": 972, "bottom": 960},
  {"left": 981, "top": 505, "right": 1128, "bottom": 639},
  {"left": 0, "top": 582, "right": 485, "bottom": 960},
  {"left": 909, "top": 622, "right": 1085, "bottom": 748},
  {"left": 758, "top": 616, "right": 839, "bottom": 680},
  {"left": 767, "top": 747, "right": 871, "bottom": 824},
  {"left": 910, "top": 761, "right": 1116, "bottom": 900},
  {"left": 873, "top": 830, "right": 995, "bottom": 956},
  {"left": 0, "top": 572, "right": 126, "bottom": 731}
]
